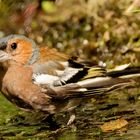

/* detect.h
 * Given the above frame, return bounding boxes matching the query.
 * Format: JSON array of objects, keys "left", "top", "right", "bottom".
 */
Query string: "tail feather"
[
  {"left": 107, "top": 66, "right": 140, "bottom": 78},
  {"left": 77, "top": 77, "right": 133, "bottom": 88},
  {"left": 50, "top": 66, "right": 140, "bottom": 99},
  {"left": 70, "top": 66, "right": 140, "bottom": 98},
  {"left": 78, "top": 66, "right": 140, "bottom": 88},
  {"left": 52, "top": 79, "right": 133, "bottom": 99}
]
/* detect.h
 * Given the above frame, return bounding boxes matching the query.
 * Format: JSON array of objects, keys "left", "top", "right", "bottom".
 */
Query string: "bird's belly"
[{"left": 33, "top": 74, "right": 59, "bottom": 85}]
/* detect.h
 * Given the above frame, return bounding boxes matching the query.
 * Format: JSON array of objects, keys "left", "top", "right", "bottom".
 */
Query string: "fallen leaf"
[{"left": 100, "top": 118, "right": 128, "bottom": 132}]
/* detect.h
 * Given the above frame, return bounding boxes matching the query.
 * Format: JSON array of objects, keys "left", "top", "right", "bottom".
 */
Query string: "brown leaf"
[{"left": 100, "top": 118, "right": 128, "bottom": 132}]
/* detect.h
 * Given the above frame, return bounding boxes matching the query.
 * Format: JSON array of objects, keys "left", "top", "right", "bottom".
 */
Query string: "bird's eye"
[{"left": 11, "top": 43, "right": 17, "bottom": 50}]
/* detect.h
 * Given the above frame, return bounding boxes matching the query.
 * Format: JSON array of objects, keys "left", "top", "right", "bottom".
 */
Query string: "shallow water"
[{"left": 0, "top": 87, "right": 140, "bottom": 140}]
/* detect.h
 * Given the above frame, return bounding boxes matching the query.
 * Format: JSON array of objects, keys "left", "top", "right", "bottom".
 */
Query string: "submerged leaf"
[{"left": 100, "top": 118, "right": 128, "bottom": 132}]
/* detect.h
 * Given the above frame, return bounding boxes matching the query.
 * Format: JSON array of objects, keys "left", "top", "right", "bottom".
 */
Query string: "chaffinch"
[{"left": 0, "top": 34, "right": 140, "bottom": 125}]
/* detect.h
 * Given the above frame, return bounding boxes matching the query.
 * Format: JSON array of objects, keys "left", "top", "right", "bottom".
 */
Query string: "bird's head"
[{"left": 0, "top": 35, "right": 39, "bottom": 66}]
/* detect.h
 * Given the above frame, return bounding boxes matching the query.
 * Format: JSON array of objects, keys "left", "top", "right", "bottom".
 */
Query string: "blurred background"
[
  {"left": 0, "top": 0, "right": 140, "bottom": 67},
  {"left": 0, "top": 0, "right": 140, "bottom": 139}
]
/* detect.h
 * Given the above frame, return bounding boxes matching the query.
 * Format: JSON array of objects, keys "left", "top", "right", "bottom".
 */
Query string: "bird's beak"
[
  {"left": 0, "top": 51, "right": 11, "bottom": 62},
  {"left": 0, "top": 38, "right": 11, "bottom": 62}
]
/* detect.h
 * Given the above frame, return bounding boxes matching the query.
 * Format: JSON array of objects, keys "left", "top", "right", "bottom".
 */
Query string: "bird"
[{"left": 0, "top": 34, "right": 140, "bottom": 125}]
